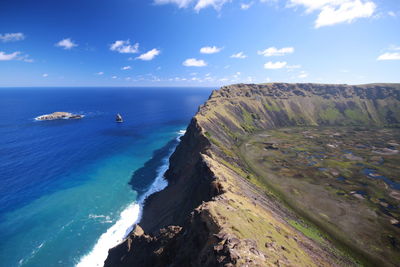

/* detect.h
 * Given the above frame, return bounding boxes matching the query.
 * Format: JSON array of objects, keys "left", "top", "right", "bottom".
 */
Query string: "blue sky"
[{"left": 0, "top": 0, "right": 399, "bottom": 87}]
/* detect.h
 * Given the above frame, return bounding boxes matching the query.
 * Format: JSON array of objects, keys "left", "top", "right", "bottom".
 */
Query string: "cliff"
[{"left": 105, "top": 83, "right": 400, "bottom": 267}]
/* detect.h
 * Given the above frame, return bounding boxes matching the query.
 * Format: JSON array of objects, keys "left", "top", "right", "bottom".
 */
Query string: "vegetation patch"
[
  {"left": 345, "top": 108, "right": 369, "bottom": 124},
  {"left": 288, "top": 220, "right": 326, "bottom": 244},
  {"left": 240, "top": 107, "right": 257, "bottom": 132},
  {"left": 320, "top": 107, "right": 341, "bottom": 123},
  {"left": 264, "top": 101, "right": 281, "bottom": 112}
]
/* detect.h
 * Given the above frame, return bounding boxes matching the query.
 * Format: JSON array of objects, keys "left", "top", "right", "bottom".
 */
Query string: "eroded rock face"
[
  {"left": 105, "top": 206, "right": 217, "bottom": 267},
  {"left": 137, "top": 118, "right": 218, "bottom": 234},
  {"left": 105, "top": 83, "right": 400, "bottom": 267},
  {"left": 106, "top": 201, "right": 272, "bottom": 267}
]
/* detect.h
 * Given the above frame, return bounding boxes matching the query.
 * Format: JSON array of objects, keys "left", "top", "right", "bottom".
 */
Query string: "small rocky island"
[{"left": 35, "top": 112, "right": 83, "bottom": 121}]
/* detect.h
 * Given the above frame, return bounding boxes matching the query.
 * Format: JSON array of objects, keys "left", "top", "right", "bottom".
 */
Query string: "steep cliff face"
[
  {"left": 105, "top": 83, "right": 400, "bottom": 267},
  {"left": 136, "top": 118, "right": 218, "bottom": 234}
]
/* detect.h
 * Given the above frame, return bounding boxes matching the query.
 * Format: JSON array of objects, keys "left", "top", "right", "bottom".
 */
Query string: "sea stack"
[{"left": 116, "top": 113, "right": 123, "bottom": 123}]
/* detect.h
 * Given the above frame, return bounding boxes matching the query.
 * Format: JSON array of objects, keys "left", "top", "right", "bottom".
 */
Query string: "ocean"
[{"left": 0, "top": 87, "right": 212, "bottom": 267}]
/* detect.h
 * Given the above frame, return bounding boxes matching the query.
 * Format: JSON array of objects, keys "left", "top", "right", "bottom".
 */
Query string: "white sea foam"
[
  {"left": 76, "top": 130, "right": 185, "bottom": 267},
  {"left": 18, "top": 241, "right": 47, "bottom": 266},
  {"left": 88, "top": 214, "right": 107, "bottom": 219}
]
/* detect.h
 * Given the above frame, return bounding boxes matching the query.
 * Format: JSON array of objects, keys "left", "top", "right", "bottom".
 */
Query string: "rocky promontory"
[{"left": 105, "top": 83, "right": 400, "bottom": 267}]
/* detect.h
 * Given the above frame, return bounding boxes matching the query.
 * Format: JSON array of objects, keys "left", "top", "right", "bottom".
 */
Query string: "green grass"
[
  {"left": 345, "top": 108, "right": 369, "bottom": 123},
  {"left": 240, "top": 107, "right": 257, "bottom": 132},
  {"left": 264, "top": 101, "right": 281, "bottom": 112},
  {"left": 219, "top": 158, "right": 249, "bottom": 178},
  {"left": 208, "top": 136, "right": 236, "bottom": 158},
  {"left": 288, "top": 220, "right": 326, "bottom": 244},
  {"left": 320, "top": 107, "right": 341, "bottom": 123}
]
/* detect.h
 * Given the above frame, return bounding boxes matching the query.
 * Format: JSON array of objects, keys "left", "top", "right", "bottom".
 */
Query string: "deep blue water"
[{"left": 0, "top": 87, "right": 212, "bottom": 266}]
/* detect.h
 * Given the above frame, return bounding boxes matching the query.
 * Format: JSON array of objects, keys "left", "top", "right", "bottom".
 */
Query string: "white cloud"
[
  {"left": 260, "top": 0, "right": 278, "bottom": 4},
  {"left": 0, "top": 33, "right": 25, "bottom": 42},
  {"left": 154, "top": 0, "right": 228, "bottom": 11},
  {"left": 112, "top": 76, "right": 118, "bottom": 79},
  {"left": 315, "top": 1, "right": 376, "bottom": 28},
  {"left": 204, "top": 73, "right": 214, "bottom": 81},
  {"left": 298, "top": 71, "right": 309, "bottom": 78},
  {"left": 56, "top": 38, "right": 78, "bottom": 50},
  {"left": 172, "top": 77, "right": 188, "bottom": 81},
  {"left": 42, "top": 73, "right": 48, "bottom": 78},
  {"left": 377, "top": 52, "right": 400, "bottom": 61},
  {"left": 388, "top": 11, "right": 396, "bottom": 17},
  {"left": 288, "top": 0, "right": 376, "bottom": 28},
  {"left": 0, "top": 51, "right": 20, "bottom": 61},
  {"left": 233, "top": 71, "right": 241, "bottom": 78},
  {"left": 96, "top": 72, "right": 104, "bottom": 75},
  {"left": 110, "top": 40, "right": 139, "bottom": 54},
  {"left": 288, "top": 0, "right": 346, "bottom": 12},
  {"left": 200, "top": 46, "right": 222, "bottom": 54},
  {"left": 183, "top": 58, "right": 207, "bottom": 67},
  {"left": 191, "top": 77, "right": 202, "bottom": 81},
  {"left": 154, "top": 0, "right": 193, "bottom": 8},
  {"left": 0, "top": 51, "right": 33, "bottom": 62},
  {"left": 136, "top": 48, "right": 160, "bottom": 61},
  {"left": 121, "top": 66, "right": 131, "bottom": 70},
  {"left": 194, "top": 0, "right": 229, "bottom": 11},
  {"left": 264, "top": 61, "right": 287, "bottom": 69},
  {"left": 258, "top": 47, "right": 294, "bottom": 56},
  {"left": 231, "top": 52, "right": 247, "bottom": 59},
  {"left": 377, "top": 45, "right": 400, "bottom": 60},
  {"left": 241, "top": 2, "right": 252, "bottom": 10}
]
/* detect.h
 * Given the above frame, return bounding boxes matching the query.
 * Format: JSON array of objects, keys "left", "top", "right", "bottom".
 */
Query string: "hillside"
[{"left": 105, "top": 83, "right": 400, "bottom": 266}]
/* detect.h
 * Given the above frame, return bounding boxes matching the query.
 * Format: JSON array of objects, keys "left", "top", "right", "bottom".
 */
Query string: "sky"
[{"left": 0, "top": 0, "right": 399, "bottom": 87}]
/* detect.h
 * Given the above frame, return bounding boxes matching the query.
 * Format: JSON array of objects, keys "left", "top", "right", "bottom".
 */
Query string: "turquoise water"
[{"left": 0, "top": 88, "right": 212, "bottom": 266}]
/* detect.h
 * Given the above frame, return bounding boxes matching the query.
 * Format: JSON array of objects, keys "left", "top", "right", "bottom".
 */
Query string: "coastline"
[
  {"left": 0, "top": 88, "right": 212, "bottom": 267},
  {"left": 104, "top": 83, "right": 400, "bottom": 266},
  {"left": 76, "top": 130, "right": 186, "bottom": 267}
]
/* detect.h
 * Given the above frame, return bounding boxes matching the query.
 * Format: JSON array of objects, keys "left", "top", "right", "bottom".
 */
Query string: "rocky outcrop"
[
  {"left": 105, "top": 83, "right": 400, "bottom": 267},
  {"left": 35, "top": 112, "right": 83, "bottom": 120}
]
